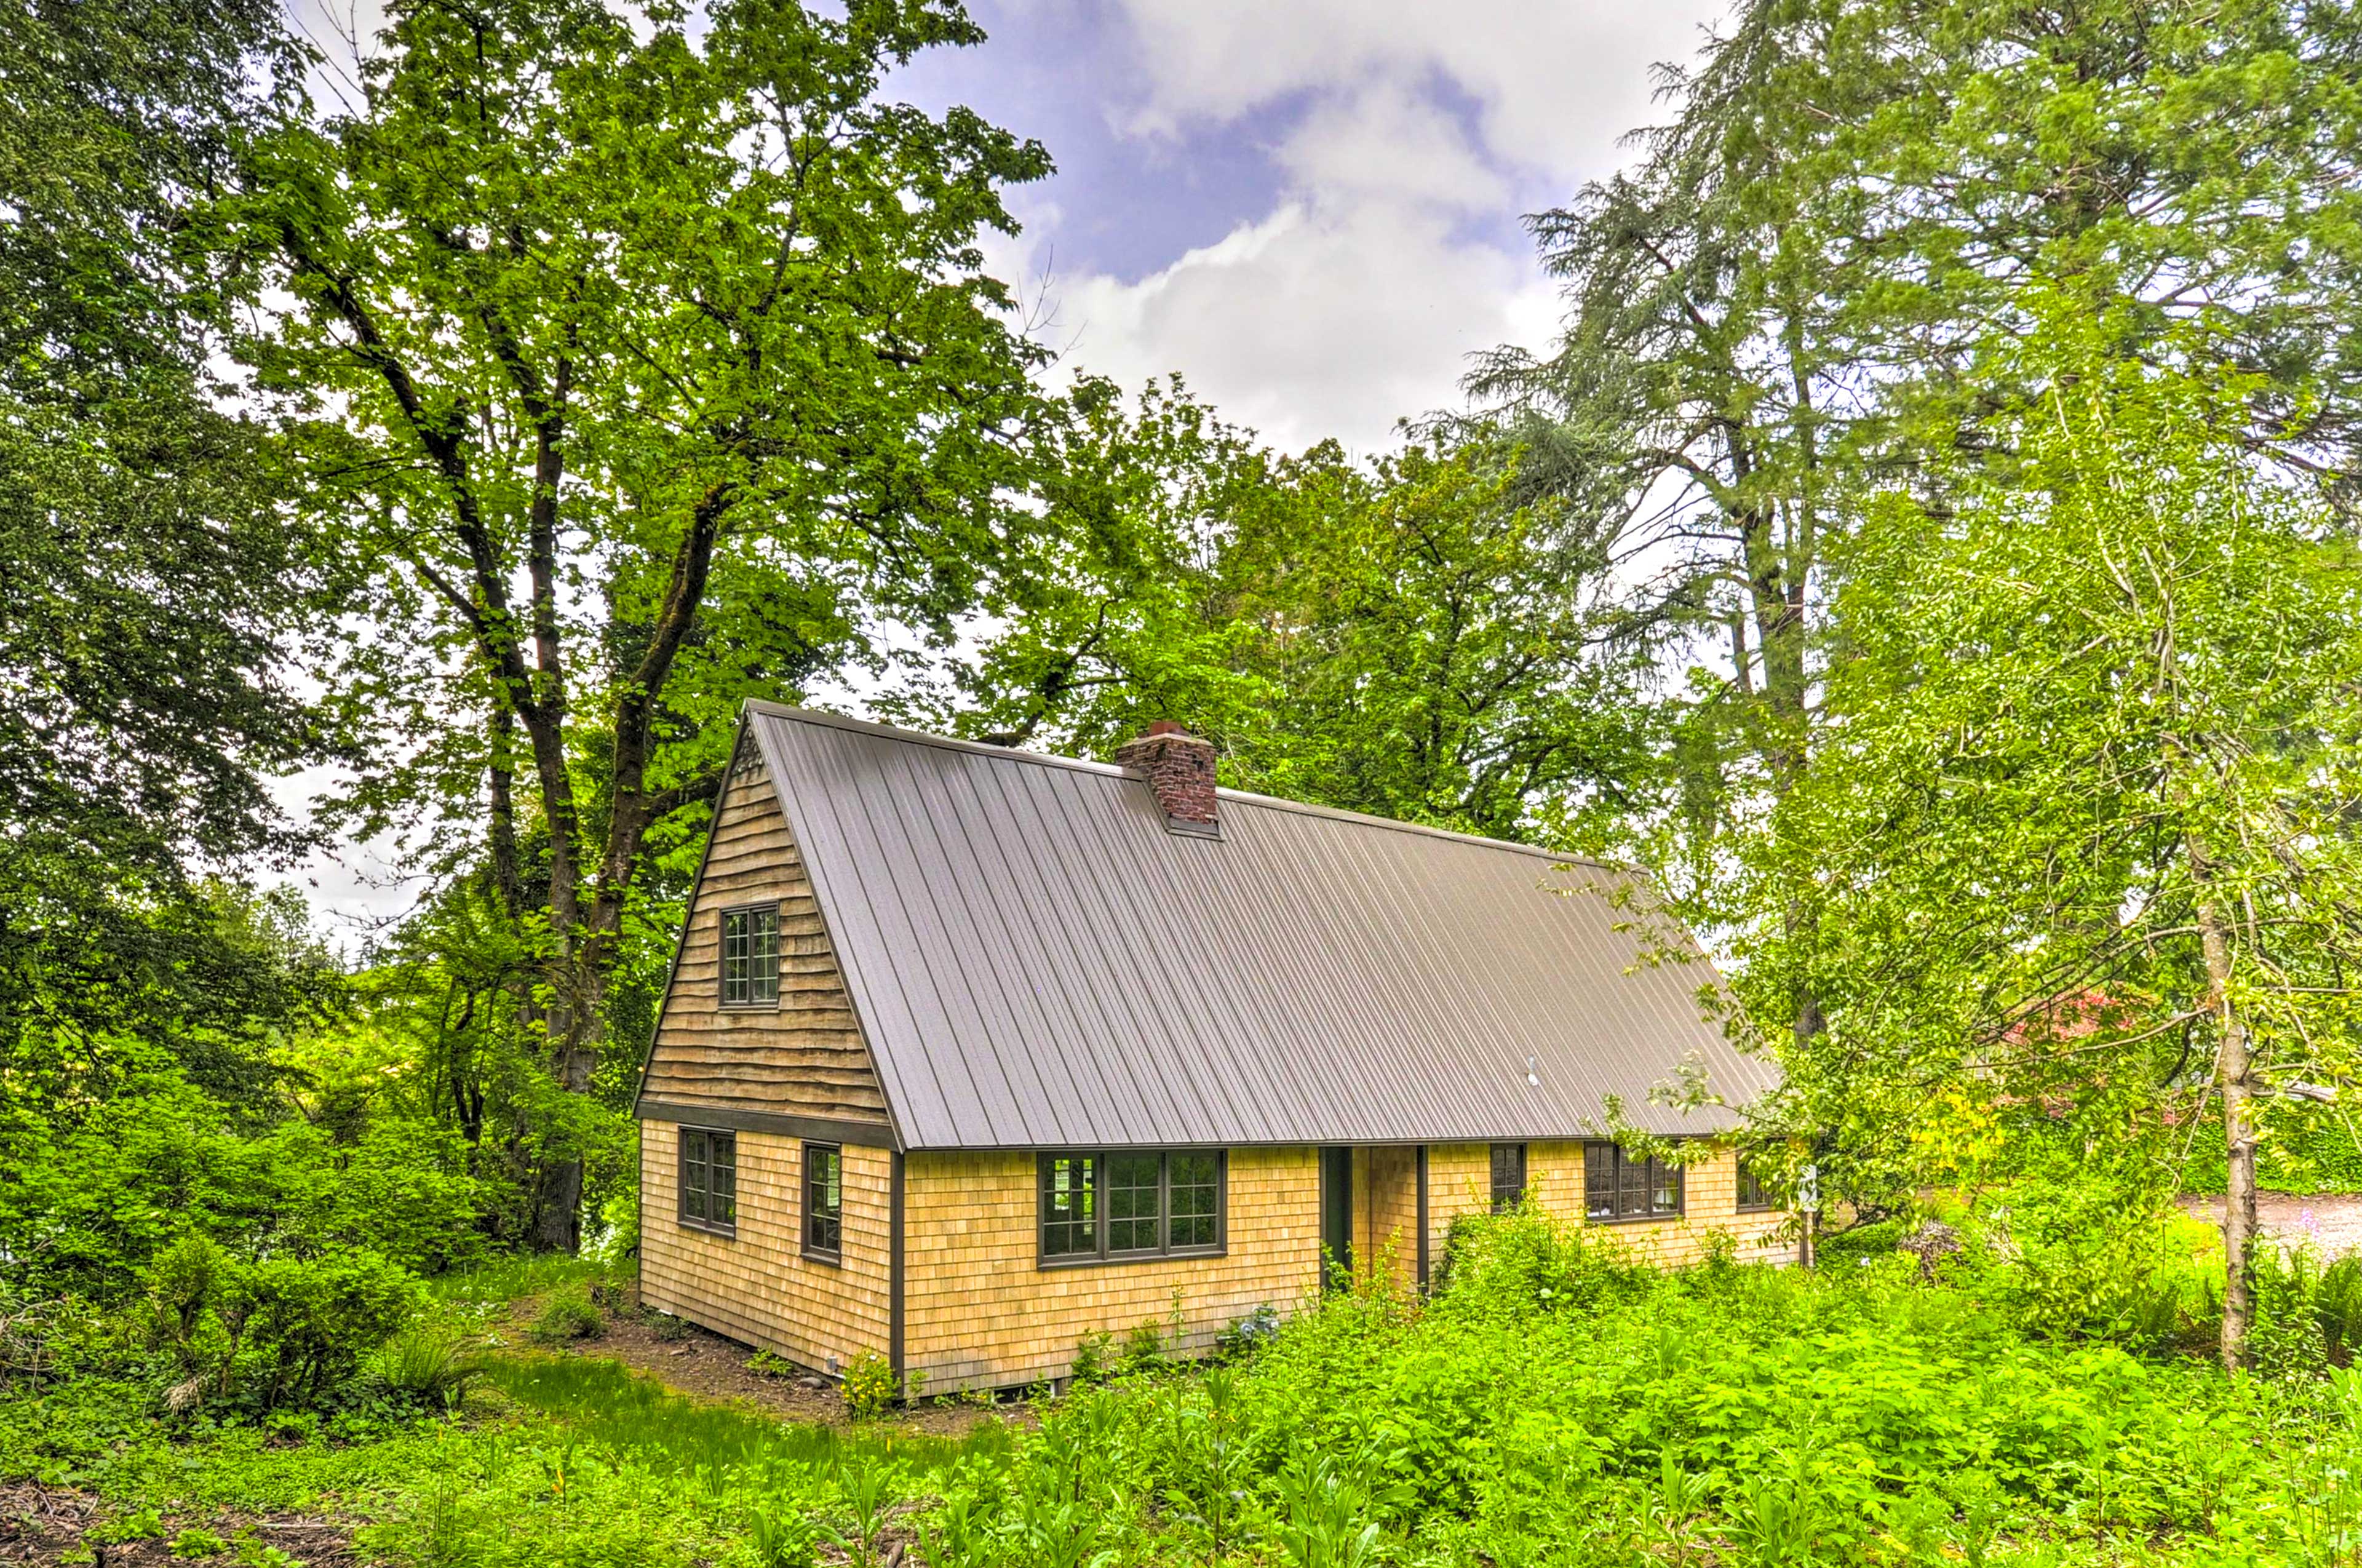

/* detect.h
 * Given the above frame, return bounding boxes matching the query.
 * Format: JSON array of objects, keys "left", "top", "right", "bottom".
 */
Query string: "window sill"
[
  {"left": 717, "top": 1001, "right": 779, "bottom": 1013},
  {"left": 1037, "top": 1246, "right": 1227, "bottom": 1271},
  {"left": 1586, "top": 1212, "right": 1684, "bottom": 1226},
  {"left": 801, "top": 1245, "right": 843, "bottom": 1267},
  {"left": 680, "top": 1218, "right": 738, "bottom": 1239},
  {"left": 1735, "top": 1204, "right": 1780, "bottom": 1215}
]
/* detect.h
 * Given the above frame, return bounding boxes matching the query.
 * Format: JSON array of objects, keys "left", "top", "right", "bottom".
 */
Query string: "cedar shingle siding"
[{"left": 636, "top": 740, "right": 890, "bottom": 1131}]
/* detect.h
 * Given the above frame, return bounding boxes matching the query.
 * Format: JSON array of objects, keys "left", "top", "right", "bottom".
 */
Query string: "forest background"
[{"left": 9, "top": 0, "right": 2362, "bottom": 1419}]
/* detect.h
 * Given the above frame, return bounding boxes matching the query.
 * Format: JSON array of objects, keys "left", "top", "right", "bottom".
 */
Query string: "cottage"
[{"left": 633, "top": 703, "right": 1790, "bottom": 1394}]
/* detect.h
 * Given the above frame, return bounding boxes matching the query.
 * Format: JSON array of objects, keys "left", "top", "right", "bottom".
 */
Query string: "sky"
[{"left": 279, "top": 0, "right": 1728, "bottom": 935}]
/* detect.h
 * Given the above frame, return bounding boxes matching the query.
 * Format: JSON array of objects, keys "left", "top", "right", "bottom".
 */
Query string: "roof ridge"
[{"left": 739, "top": 699, "right": 1630, "bottom": 874}]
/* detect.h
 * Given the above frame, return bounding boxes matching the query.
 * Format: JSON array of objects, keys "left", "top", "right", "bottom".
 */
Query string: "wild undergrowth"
[{"left": 9, "top": 1214, "right": 2362, "bottom": 1566}]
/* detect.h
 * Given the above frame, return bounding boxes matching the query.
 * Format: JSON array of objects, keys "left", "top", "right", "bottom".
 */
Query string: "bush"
[
  {"left": 526, "top": 1287, "right": 605, "bottom": 1345},
  {"left": 1122, "top": 1321, "right": 1164, "bottom": 1373},
  {"left": 2, "top": 1081, "right": 482, "bottom": 1305},
  {"left": 236, "top": 1250, "right": 423, "bottom": 1409},
  {"left": 1428, "top": 1206, "right": 1648, "bottom": 1323},
  {"left": 137, "top": 1238, "right": 421, "bottom": 1413},
  {"left": 2316, "top": 1256, "right": 2362, "bottom": 1369},
  {"left": 841, "top": 1348, "right": 896, "bottom": 1419},
  {"left": 1070, "top": 1329, "right": 1114, "bottom": 1385}
]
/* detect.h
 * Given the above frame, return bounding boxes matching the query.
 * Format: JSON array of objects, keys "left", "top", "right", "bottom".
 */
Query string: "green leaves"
[
  {"left": 921, "top": 384, "right": 1660, "bottom": 851},
  {"left": 1739, "top": 293, "right": 2362, "bottom": 1218}
]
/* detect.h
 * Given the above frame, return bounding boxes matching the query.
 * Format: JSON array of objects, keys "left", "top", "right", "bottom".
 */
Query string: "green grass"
[
  {"left": 428, "top": 1252, "right": 613, "bottom": 1307},
  {"left": 480, "top": 1352, "right": 1011, "bottom": 1479}
]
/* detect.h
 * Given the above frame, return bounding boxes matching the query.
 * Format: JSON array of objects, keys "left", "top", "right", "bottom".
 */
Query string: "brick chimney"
[{"left": 1114, "top": 720, "right": 1219, "bottom": 832}]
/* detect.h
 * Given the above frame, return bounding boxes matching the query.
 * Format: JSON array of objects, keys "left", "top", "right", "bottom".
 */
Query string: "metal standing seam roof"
[{"left": 744, "top": 702, "right": 1778, "bottom": 1152}]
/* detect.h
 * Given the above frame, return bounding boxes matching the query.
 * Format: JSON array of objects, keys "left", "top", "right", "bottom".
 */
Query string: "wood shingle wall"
[
  {"left": 1423, "top": 1143, "right": 1792, "bottom": 1267},
  {"left": 639, "top": 1123, "right": 893, "bottom": 1371},
  {"left": 637, "top": 746, "right": 890, "bottom": 1128},
  {"left": 902, "top": 1148, "right": 1321, "bottom": 1393}
]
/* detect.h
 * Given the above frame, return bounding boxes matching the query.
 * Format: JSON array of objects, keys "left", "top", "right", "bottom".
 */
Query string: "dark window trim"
[
  {"left": 803, "top": 1141, "right": 844, "bottom": 1264},
  {"left": 1489, "top": 1142, "right": 1528, "bottom": 1213},
  {"left": 1583, "top": 1141, "right": 1685, "bottom": 1224},
  {"left": 1036, "top": 1149, "right": 1228, "bottom": 1269},
  {"left": 678, "top": 1125, "right": 738, "bottom": 1238},
  {"left": 1735, "top": 1152, "right": 1777, "bottom": 1213},
  {"left": 718, "top": 901, "right": 781, "bottom": 1009}
]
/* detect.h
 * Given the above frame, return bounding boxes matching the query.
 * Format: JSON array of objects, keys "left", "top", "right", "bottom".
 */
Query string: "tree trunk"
[{"left": 2194, "top": 888, "right": 2256, "bottom": 1370}]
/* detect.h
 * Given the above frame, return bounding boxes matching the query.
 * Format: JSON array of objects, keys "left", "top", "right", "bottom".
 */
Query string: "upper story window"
[
  {"left": 804, "top": 1142, "right": 843, "bottom": 1260},
  {"left": 1585, "top": 1142, "right": 1682, "bottom": 1222},
  {"left": 680, "top": 1127, "right": 737, "bottom": 1235},
  {"left": 1489, "top": 1142, "right": 1528, "bottom": 1212},
  {"left": 1038, "top": 1149, "right": 1226, "bottom": 1266},
  {"left": 720, "top": 902, "right": 779, "bottom": 1006},
  {"left": 1736, "top": 1153, "right": 1776, "bottom": 1212}
]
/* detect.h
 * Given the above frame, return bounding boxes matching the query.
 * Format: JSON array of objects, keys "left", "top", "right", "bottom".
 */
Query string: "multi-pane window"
[
  {"left": 680, "top": 1128, "right": 737, "bottom": 1233},
  {"left": 1736, "top": 1154, "right": 1775, "bottom": 1212},
  {"left": 1107, "top": 1152, "right": 1163, "bottom": 1254},
  {"left": 1490, "top": 1142, "right": 1528, "bottom": 1212},
  {"left": 1041, "top": 1154, "right": 1100, "bottom": 1259},
  {"left": 804, "top": 1142, "right": 843, "bottom": 1259},
  {"left": 1584, "top": 1142, "right": 1682, "bottom": 1222},
  {"left": 720, "top": 904, "right": 779, "bottom": 1006},
  {"left": 1167, "top": 1151, "right": 1222, "bottom": 1249},
  {"left": 1038, "top": 1150, "right": 1227, "bottom": 1265}
]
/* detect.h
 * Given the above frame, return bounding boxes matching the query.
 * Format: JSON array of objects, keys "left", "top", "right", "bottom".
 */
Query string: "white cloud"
[
  {"left": 1108, "top": 0, "right": 1718, "bottom": 177},
  {"left": 1274, "top": 79, "right": 1510, "bottom": 213},
  {"left": 1033, "top": 199, "right": 1553, "bottom": 454},
  {"left": 1005, "top": 0, "right": 1727, "bottom": 453}
]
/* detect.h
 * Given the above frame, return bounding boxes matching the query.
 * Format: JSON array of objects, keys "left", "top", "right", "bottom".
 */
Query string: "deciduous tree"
[
  {"left": 242, "top": 0, "right": 1052, "bottom": 1246},
  {"left": 1736, "top": 299, "right": 2362, "bottom": 1366}
]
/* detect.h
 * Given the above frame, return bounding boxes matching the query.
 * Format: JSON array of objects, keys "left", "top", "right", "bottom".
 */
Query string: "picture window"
[
  {"left": 1037, "top": 1150, "right": 1227, "bottom": 1265},
  {"left": 1584, "top": 1142, "right": 1682, "bottom": 1222}
]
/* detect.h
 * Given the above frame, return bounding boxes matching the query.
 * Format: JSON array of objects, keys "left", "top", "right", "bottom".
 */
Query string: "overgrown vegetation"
[{"left": 12, "top": 1211, "right": 2362, "bottom": 1566}]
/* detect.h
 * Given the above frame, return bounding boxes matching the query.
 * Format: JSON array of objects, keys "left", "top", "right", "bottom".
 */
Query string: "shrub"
[
  {"left": 3, "top": 1082, "right": 482, "bottom": 1305},
  {"left": 526, "top": 1288, "right": 604, "bottom": 1345},
  {"left": 236, "top": 1250, "right": 423, "bottom": 1409},
  {"left": 2318, "top": 1255, "right": 2362, "bottom": 1366},
  {"left": 841, "top": 1348, "right": 896, "bottom": 1420},
  {"left": 1122, "top": 1321, "right": 1164, "bottom": 1373},
  {"left": 1070, "top": 1329, "right": 1114, "bottom": 1385},
  {"left": 137, "top": 1240, "right": 421, "bottom": 1413},
  {"left": 587, "top": 1192, "right": 640, "bottom": 1267},
  {"left": 1429, "top": 1206, "right": 1647, "bottom": 1323},
  {"left": 747, "top": 1349, "right": 797, "bottom": 1379},
  {"left": 646, "top": 1309, "right": 695, "bottom": 1343}
]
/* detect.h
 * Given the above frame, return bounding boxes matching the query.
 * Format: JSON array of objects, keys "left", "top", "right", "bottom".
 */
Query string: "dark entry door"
[{"left": 1319, "top": 1146, "right": 1353, "bottom": 1289}]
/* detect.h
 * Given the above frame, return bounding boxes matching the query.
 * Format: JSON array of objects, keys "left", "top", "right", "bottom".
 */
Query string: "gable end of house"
[{"left": 632, "top": 725, "right": 896, "bottom": 1142}]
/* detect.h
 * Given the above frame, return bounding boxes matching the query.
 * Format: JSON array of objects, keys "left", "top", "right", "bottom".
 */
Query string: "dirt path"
[
  {"left": 0, "top": 1481, "right": 360, "bottom": 1567},
  {"left": 2177, "top": 1192, "right": 2362, "bottom": 1258}
]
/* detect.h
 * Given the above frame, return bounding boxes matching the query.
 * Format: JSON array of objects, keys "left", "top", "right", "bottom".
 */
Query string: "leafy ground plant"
[{"left": 523, "top": 1289, "right": 603, "bottom": 1346}]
